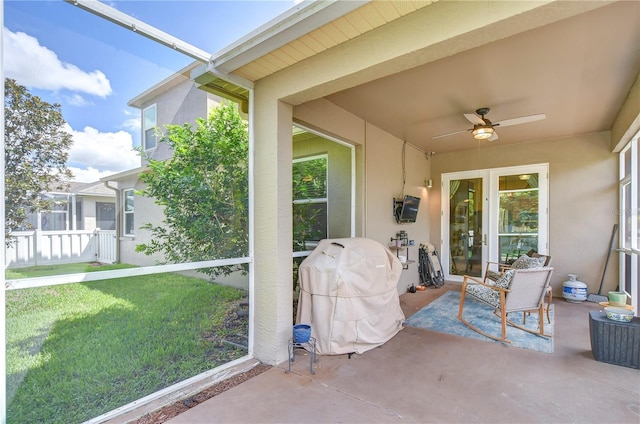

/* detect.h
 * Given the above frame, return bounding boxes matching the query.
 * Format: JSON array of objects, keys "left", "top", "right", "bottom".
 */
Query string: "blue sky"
[{"left": 3, "top": 0, "right": 298, "bottom": 182}]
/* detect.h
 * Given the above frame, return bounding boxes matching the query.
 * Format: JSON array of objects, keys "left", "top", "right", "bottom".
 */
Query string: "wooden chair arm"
[
  {"left": 462, "top": 274, "right": 511, "bottom": 293},
  {"left": 485, "top": 261, "right": 513, "bottom": 272},
  {"left": 482, "top": 261, "right": 514, "bottom": 284}
]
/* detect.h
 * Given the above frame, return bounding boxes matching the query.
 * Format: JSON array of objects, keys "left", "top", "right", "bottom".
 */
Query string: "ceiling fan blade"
[
  {"left": 487, "top": 131, "right": 499, "bottom": 142},
  {"left": 495, "top": 113, "right": 546, "bottom": 128},
  {"left": 432, "top": 129, "right": 470, "bottom": 139},
  {"left": 464, "top": 113, "right": 485, "bottom": 125}
]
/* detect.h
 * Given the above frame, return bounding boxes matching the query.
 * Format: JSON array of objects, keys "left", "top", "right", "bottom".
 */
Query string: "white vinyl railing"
[{"left": 5, "top": 229, "right": 117, "bottom": 268}]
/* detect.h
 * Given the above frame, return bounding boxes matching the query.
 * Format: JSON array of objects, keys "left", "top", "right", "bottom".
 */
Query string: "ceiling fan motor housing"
[{"left": 476, "top": 107, "right": 491, "bottom": 117}]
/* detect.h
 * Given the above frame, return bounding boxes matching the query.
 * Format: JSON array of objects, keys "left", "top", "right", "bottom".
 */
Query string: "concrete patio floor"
[{"left": 163, "top": 284, "right": 639, "bottom": 423}]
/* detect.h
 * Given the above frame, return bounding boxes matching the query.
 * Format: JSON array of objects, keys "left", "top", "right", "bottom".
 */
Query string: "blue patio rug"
[{"left": 403, "top": 290, "right": 554, "bottom": 353}]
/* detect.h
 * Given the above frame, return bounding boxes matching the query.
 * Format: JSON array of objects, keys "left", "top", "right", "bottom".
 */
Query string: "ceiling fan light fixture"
[{"left": 472, "top": 125, "right": 494, "bottom": 140}]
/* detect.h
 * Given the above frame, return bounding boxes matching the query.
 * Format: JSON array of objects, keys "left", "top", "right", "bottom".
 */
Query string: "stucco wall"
[
  {"left": 111, "top": 175, "right": 166, "bottom": 267},
  {"left": 294, "top": 100, "right": 432, "bottom": 295},
  {"left": 430, "top": 131, "right": 619, "bottom": 296},
  {"left": 363, "top": 124, "right": 431, "bottom": 294},
  {"left": 139, "top": 80, "right": 219, "bottom": 165}
]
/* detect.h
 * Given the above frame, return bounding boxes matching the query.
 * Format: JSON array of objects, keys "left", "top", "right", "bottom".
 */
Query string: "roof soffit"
[
  {"left": 232, "top": 0, "right": 436, "bottom": 81},
  {"left": 269, "top": 0, "right": 608, "bottom": 107}
]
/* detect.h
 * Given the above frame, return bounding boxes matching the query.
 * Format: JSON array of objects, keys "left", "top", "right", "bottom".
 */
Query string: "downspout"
[{"left": 103, "top": 181, "right": 120, "bottom": 263}]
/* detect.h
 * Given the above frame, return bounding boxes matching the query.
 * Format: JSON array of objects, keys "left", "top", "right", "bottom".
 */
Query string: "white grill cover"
[{"left": 296, "top": 238, "right": 406, "bottom": 355}]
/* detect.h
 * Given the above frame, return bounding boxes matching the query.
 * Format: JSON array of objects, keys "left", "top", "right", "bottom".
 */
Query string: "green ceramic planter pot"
[{"left": 608, "top": 291, "right": 627, "bottom": 306}]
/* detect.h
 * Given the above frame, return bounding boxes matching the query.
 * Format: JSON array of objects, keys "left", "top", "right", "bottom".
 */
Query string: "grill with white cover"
[{"left": 296, "top": 238, "right": 406, "bottom": 355}]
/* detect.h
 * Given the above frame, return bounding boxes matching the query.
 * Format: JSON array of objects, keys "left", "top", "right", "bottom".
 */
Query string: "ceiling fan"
[{"left": 432, "top": 107, "right": 546, "bottom": 142}]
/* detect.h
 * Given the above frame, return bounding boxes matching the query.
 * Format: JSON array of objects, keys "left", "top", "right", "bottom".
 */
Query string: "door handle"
[{"left": 483, "top": 234, "right": 487, "bottom": 245}]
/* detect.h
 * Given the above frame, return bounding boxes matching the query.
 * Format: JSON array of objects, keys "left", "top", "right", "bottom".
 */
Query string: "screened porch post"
[{"left": 252, "top": 91, "right": 295, "bottom": 365}]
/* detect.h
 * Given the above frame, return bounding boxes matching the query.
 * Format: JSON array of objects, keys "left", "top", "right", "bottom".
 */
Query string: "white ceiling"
[{"left": 323, "top": 1, "right": 640, "bottom": 154}]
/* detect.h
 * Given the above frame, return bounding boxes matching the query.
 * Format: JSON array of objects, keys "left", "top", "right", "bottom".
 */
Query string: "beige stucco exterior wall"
[
  {"left": 362, "top": 123, "right": 431, "bottom": 294},
  {"left": 252, "top": 90, "right": 295, "bottom": 365},
  {"left": 430, "top": 131, "right": 618, "bottom": 296}
]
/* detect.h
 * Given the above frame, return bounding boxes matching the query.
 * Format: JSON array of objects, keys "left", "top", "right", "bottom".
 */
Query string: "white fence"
[
  {"left": 6, "top": 229, "right": 117, "bottom": 268},
  {"left": 96, "top": 230, "right": 117, "bottom": 264}
]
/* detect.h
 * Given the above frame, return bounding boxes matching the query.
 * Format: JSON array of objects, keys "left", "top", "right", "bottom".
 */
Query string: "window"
[
  {"left": 40, "top": 193, "right": 71, "bottom": 231},
  {"left": 292, "top": 155, "right": 328, "bottom": 252},
  {"left": 75, "top": 200, "right": 83, "bottom": 230},
  {"left": 619, "top": 136, "right": 639, "bottom": 313},
  {"left": 143, "top": 104, "right": 157, "bottom": 150},
  {"left": 123, "top": 189, "right": 134, "bottom": 236},
  {"left": 96, "top": 202, "right": 116, "bottom": 230}
]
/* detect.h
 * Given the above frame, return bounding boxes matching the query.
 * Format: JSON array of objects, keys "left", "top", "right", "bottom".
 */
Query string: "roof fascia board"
[
  {"left": 191, "top": 64, "right": 254, "bottom": 91},
  {"left": 64, "top": 0, "right": 212, "bottom": 63},
  {"left": 100, "top": 166, "right": 148, "bottom": 182},
  {"left": 212, "top": 0, "right": 370, "bottom": 74},
  {"left": 129, "top": 62, "right": 201, "bottom": 108}
]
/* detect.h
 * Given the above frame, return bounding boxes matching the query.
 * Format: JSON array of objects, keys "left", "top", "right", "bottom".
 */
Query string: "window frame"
[
  {"left": 123, "top": 189, "right": 135, "bottom": 237},
  {"left": 619, "top": 135, "right": 639, "bottom": 314},
  {"left": 292, "top": 154, "right": 328, "bottom": 252},
  {"left": 142, "top": 104, "right": 158, "bottom": 151},
  {"left": 39, "top": 193, "right": 72, "bottom": 231}
]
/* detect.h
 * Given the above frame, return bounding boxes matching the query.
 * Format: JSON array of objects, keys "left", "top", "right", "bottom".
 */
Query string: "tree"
[
  {"left": 136, "top": 101, "right": 249, "bottom": 277},
  {"left": 4, "top": 78, "right": 73, "bottom": 242}
]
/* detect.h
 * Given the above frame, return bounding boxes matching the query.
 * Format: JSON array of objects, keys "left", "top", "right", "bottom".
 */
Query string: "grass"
[
  {"left": 5, "top": 262, "right": 135, "bottom": 279},
  {"left": 5, "top": 263, "right": 248, "bottom": 424}
]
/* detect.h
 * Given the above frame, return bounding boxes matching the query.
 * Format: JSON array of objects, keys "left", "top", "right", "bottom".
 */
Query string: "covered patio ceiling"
[{"left": 324, "top": 1, "right": 640, "bottom": 154}]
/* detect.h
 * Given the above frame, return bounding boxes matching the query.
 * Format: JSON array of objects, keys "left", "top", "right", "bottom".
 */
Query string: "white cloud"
[
  {"left": 64, "top": 94, "right": 93, "bottom": 107},
  {"left": 122, "top": 116, "right": 141, "bottom": 132},
  {"left": 3, "top": 27, "right": 112, "bottom": 97},
  {"left": 64, "top": 124, "right": 140, "bottom": 182},
  {"left": 68, "top": 166, "right": 120, "bottom": 183}
]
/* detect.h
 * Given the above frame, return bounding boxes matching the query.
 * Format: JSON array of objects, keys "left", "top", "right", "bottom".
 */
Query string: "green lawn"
[{"left": 6, "top": 263, "right": 248, "bottom": 424}]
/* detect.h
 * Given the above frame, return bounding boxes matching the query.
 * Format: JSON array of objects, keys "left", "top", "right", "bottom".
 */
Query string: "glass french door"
[
  {"left": 442, "top": 164, "right": 548, "bottom": 282},
  {"left": 444, "top": 172, "right": 488, "bottom": 279}
]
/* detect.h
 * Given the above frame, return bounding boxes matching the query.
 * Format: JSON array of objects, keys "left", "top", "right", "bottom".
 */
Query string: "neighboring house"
[
  {"left": 23, "top": 181, "right": 116, "bottom": 232},
  {"left": 102, "top": 63, "right": 227, "bottom": 267},
  {"left": 7, "top": 181, "right": 117, "bottom": 268}
]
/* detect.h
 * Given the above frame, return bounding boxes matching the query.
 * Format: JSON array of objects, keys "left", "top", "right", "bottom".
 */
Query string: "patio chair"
[
  {"left": 483, "top": 253, "right": 553, "bottom": 323},
  {"left": 458, "top": 267, "right": 554, "bottom": 344}
]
